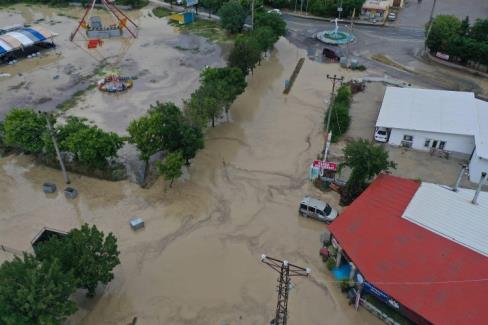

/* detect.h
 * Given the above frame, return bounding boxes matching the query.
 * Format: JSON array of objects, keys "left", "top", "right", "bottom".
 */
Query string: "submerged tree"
[
  {"left": 340, "top": 139, "right": 396, "bottom": 205},
  {"left": 0, "top": 254, "right": 77, "bottom": 324},
  {"left": 158, "top": 151, "right": 185, "bottom": 188},
  {"left": 37, "top": 224, "right": 120, "bottom": 297},
  {"left": 3, "top": 108, "right": 48, "bottom": 154}
]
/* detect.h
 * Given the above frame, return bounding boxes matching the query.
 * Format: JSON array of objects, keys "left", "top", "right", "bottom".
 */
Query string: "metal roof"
[
  {"left": 475, "top": 99, "right": 488, "bottom": 159},
  {"left": 376, "top": 87, "right": 477, "bottom": 136},
  {"left": 329, "top": 175, "right": 488, "bottom": 325},
  {"left": 402, "top": 182, "right": 488, "bottom": 257}
]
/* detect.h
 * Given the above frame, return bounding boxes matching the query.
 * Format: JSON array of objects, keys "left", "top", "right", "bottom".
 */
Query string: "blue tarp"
[
  {"left": 332, "top": 263, "right": 351, "bottom": 280},
  {"left": 0, "top": 46, "right": 6, "bottom": 55}
]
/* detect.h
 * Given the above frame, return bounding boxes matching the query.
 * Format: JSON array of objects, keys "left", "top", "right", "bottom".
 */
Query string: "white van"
[
  {"left": 374, "top": 127, "right": 389, "bottom": 142},
  {"left": 299, "top": 196, "right": 338, "bottom": 223}
]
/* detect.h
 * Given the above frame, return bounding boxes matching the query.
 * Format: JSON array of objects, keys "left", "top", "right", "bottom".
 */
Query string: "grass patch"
[
  {"left": 174, "top": 19, "right": 235, "bottom": 43},
  {"left": 371, "top": 54, "right": 415, "bottom": 73},
  {"left": 56, "top": 85, "right": 94, "bottom": 112},
  {"left": 152, "top": 7, "right": 172, "bottom": 18}
]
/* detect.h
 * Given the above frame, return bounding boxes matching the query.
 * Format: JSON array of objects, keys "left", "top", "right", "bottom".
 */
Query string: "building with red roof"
[{"left": 328, "top": 174, "right": 488, "bottom": 325}]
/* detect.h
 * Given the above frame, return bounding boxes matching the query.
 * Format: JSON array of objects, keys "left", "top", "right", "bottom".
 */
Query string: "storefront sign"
[
  {"left": 312, "top": 160, "right": 338, "bottom": 171},
  {"left": 363, "top": 281, "right": 400, "bottom": 309}
]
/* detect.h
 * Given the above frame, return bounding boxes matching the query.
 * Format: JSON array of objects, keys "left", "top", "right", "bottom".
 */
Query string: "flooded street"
[{"left": 0, "top": 36, "right": 380, "bottom": 324}]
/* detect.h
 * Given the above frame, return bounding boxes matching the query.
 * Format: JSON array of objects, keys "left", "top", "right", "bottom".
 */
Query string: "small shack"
[
  {"left": 169, "top": 12, "right": 195, "bottom": 25},
  {"left": 31, "top": 227, "right": 67, "bottom": 253}
]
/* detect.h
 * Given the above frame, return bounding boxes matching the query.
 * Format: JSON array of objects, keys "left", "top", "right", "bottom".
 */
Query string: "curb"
[
  {"left": 425, "top": 52, "right": 488, "bottom": 79},
  {"left": 282, "top": 11, "right": 386, "bottom": 27}
]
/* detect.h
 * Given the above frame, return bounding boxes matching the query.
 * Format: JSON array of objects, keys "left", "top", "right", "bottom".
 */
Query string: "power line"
[{"left": 261, "top": 255, "right": 310, "bottom": 325}]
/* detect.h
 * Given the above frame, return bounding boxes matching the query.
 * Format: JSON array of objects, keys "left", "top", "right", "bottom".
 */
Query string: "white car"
[
  {"left": 387, "top": 12, "right": 397, "bottom": 21},
  {"left": 374, "top": 127, "right": 389, "bottom": 142},
  {"left": 267, "top": 9, "right": 282, "bottom": 15},
  {"left": 299, "top": 196, "right": 338, "bottom": 223}
]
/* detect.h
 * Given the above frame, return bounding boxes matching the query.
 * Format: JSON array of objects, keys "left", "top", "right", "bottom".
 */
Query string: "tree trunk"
[
  {"left": 170, "top": 178, "right": 174, "bottom": 188},
  {"left": 212, "top": 115, "right": 215, "bottom": 128},
  {"left": 142, "top": 159, "right": 149, "bottom": 185},
  {"left": 208, "top": 9, "right": 211, "bottom": 18},
  {"left": 186, "top": 158, "right": 190, "bottom": 166}
]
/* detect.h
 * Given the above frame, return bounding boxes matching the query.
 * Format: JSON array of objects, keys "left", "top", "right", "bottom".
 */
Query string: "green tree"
[
  {"left": 158, "top": 151, "right": 185, "bottom": 187},
  {"left": 426, "top": 15, "right": 462, "bottom": 53},
  {"left": 42, "top": 116, "right": 89, "bottom": 158},
  {"left": 64, "top": 126, "right": 123, "bottom": 169},
  {"left": 127, "top": 112, "right": 163, "bottom": 179},
  {"left": 229, "top": 35, "right": 261, "bottom": 74},
  {"left": 149, "top": 102, "right": 185, "bottom": 152},
  {"left": 341, "top": 0, "right": 365, "bottom": 18},
  {"left": 339, "top": 139, "right": 396, "bottom": 205},
  {"left": 0, "top": 254, "right": 77, "bottom": 324},
  {"left": 327, "top": 101, "right": 351, "bottom": 142},
  {"left": 201, "top": 0, "right": 220, "bottom": 17},
  {"left": 188, "top": 87, "right": 221, "bottom": 127},
  {"left": 3, "top": 108, "right": 48, "bottom": 154},
  {"left": 255, "top": 11, "right": 287, "bottom": 37},
  {"left": 200, "top": 67, "right": 247, "bottom": 117},
  {"left": 37, "top": 224, "right": 120, "bottom": 298},
  {"left": 218, "top": 0, "right": 246, "bottom": 33},
  {"left": 459, "top": 16, "right": 470, "bottom": 36},
  {"left": 470, "top": 18, "right": 488, "bottom": 42},
  {"left": 253, "top": 26, "right": 279, "bottom": 53},
  {"left": 180, "top": 124, "right": 204, "bottom": 165}
]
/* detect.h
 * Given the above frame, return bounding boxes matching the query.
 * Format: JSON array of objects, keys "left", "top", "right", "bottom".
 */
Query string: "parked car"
[
  {"left": 267, "top": 9, "right": 282, "bottom": 15},
  {"left": 299, "top": 196, "right": 338, "bottom": 223},
  {"left": 374, "top": 127, "right": 389, "bottom": 142},
  {"left": 387, "top": 12, "right": 397, "bottom": 21}
]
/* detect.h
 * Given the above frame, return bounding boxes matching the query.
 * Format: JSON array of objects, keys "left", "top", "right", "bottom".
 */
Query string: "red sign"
[{"left": 312, "top": 160, "right": 338, "bottom": 171}]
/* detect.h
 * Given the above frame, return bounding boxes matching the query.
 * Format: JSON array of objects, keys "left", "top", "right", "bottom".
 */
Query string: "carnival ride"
[
  {"left": 70, "top": 0, "right": 138, "bottom": 43},
  {"left": 97, "top": 74, "right": 133, "bottom": 93}
]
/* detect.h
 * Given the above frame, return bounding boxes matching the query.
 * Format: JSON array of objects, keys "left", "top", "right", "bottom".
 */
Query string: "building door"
[{"left": 431, "top": 140, "right": 438, "bottom": 148}]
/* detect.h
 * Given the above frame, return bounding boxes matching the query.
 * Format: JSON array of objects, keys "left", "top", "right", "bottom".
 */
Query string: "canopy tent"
[{"left": 0, "top": 26, "right": 58, "bottom": 58}]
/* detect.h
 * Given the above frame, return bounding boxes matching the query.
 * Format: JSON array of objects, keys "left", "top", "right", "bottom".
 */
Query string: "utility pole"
[
  {"left": 261, "top": 255, "right": 310, "bottom": 325},
  {"left": 251, "top": 0, "right": 255, "bottom": 31},
  {"left": 41, "top": 111, "right": 70, "bottom": 184},
  {"left": 424, "top": 0, "right": 437, "bottom": 51},
  {"left": 324, "top": 74, "right": 344, "bottom": 157},
  {"left": 338, "top": 0, "right": 343, "bottom": 19}
]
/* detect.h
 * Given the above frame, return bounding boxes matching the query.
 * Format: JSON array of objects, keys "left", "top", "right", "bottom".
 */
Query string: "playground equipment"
[
  {"left": 97, "top": 74, "right": 133, "bottom": 93},
  {"left": 70, "top": 0, "right": 138, "bottom": 43}
]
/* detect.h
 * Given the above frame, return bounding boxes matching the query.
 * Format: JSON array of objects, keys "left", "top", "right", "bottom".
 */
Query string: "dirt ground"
[
  {"left": 0, "top": 36, "right": 383, "bottom": 324},
  {"left": 0, "top": 4, "right": 225, "bottom": 129}
]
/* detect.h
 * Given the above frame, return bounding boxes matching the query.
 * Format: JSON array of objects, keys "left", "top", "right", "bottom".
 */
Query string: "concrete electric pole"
[
  {"left": 424, "top": 0, "right": 438, "bottom": 51},
  {"left": 261, "top": 255, "right": 310, "bottom": 325},
  {"left": 41, "top": 111, "right": 70, "bottom": 184},
  {"left": 323, "top": 74, "right": 344, "bottom": 158}
]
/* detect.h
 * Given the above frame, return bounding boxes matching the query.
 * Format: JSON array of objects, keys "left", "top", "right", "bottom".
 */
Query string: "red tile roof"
[{"left": 329, "top": 174, "right": 488, "bottom": 325}]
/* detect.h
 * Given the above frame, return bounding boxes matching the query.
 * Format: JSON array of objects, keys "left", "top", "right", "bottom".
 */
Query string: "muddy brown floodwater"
[{"left": 0, "top": 37, "right": 381, "bottom": 325}]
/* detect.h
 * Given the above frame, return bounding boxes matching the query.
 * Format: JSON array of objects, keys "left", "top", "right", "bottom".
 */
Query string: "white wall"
[
  {"left": 388, "top": 128, "right": 475, "bottom": 156},
  {"left": 469, "top": 148, "right": 488, "bottom": 182}
]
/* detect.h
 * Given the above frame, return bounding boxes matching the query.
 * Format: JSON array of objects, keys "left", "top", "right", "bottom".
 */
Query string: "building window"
[
  {"left": 439, "top": 141, "right": 446, "bottom": 150},
  {"left": 403, "top": 135, "right": 413, "bottom": 142},
  {"left": 424, "top": 139, "right": 431, "bottom": 147}
]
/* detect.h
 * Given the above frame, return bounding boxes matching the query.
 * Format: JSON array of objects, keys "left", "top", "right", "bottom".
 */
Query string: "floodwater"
[{"left": 0, "top": 35, "right": 380, "bottom": 324}]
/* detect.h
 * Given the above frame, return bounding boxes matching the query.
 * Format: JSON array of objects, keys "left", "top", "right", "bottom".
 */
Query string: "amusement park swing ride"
[{"left": 70, "top": 0, "right": 138, "bottom": 93}]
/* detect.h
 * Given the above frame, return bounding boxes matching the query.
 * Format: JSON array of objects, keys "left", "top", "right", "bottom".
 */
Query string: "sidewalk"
[{"left": 281, "top": 9, "right": 386, "bottom": 27}]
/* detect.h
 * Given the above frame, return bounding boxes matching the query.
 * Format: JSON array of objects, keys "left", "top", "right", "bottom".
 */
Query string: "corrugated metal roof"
[
  {"left": 376, "top": 87, "right": 476, "bottom": 136},
  {"left": 475, "top": 99, "right": 488, "bottom": 159},
  {"left": 329, "top": 175, "right": 488, "bottom": 325},
  {"left": 0, "top": 34, "right": 22, "bottom": 49},
  {"left": 31, "top": 25, "right": 57, "bottom": 39},
  {"left": 402, "top": 182, "right": 488, "bottom": 257}
]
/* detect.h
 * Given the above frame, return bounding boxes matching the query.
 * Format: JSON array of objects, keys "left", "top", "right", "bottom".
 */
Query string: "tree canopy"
[
  {"left": 0, "top": 254, "right": 77, "bottom": 324},
  {"left": 158, "top": 151, "right": 185, "bottom": 187},
  {"left": 218, "top": 0, "right": 247, "bottom": 34},
  {"left": 36, "top": 224, "right": 120, "bottom": 297},
  {"left": 255, "top": 12, "right": 286, "bottom": 37},
  {"left": 3, "top": 108, "right": 48, "bottom": 154},
  {"left": 340, "top": 139, "right": 396, "bottom": 205},
  {"left": 253, "top": 26, "right": 279, "bottom": 53},
  {"left": 426, "top": 15, "right": 462, "bottom": 53},
  {"left": 127, "top": 113, "right": 163, "bottom": 163},
  {"left": 229, "top": 34, "right": 261, "bottom": 74}
]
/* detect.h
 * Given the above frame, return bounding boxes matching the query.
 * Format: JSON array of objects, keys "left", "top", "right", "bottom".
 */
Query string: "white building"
[{"left": 376, "top": 87, "right": 488, "bottom": 183}]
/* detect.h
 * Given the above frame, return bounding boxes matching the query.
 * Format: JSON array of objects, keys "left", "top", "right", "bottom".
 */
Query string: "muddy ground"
[{"left": 0, "top": 4, "right": 225, "bottom": 127}]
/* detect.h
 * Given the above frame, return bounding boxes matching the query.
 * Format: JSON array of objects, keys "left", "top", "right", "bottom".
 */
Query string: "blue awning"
[{"left": 22, "top": 28, "right": 46, "bottom": 42}]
